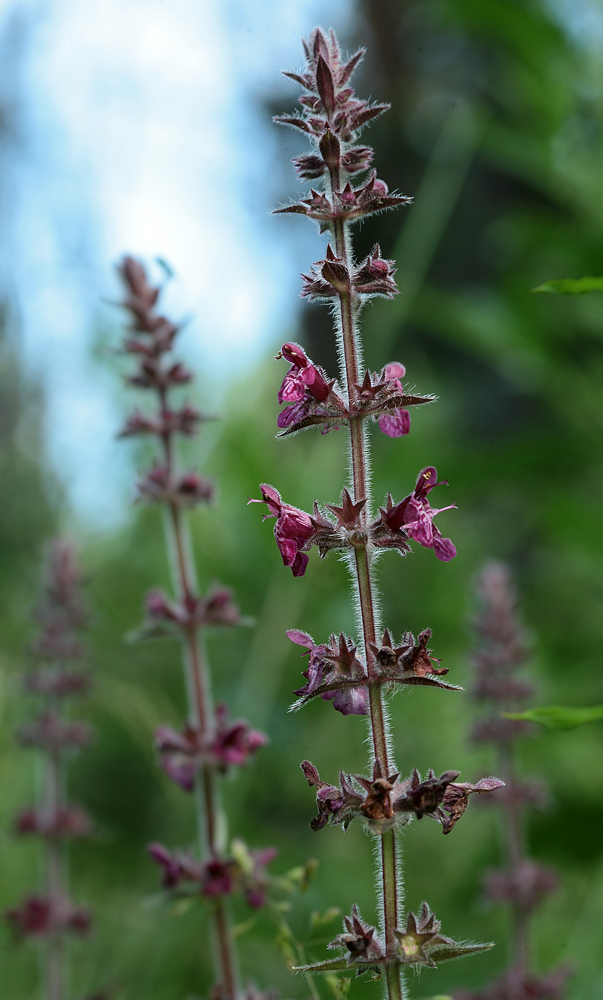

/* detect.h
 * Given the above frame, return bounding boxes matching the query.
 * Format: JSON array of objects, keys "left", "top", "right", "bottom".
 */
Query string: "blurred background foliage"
[{"left": 1, "top": 0, "right": 603, "bottom": 998}]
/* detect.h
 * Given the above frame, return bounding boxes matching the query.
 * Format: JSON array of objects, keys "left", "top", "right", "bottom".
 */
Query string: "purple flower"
[
  {"left": 288, "top": 629, "right": 328, "bottom": 695},
  {"left": 155, "top": 710, "right": 266, "bottom": 791},
  {"left": 300, "top": 760, "right": 349, "bottom": 831},
  {"left": 276, "top": 342, "right": 338, "bottom": 431},
  {"left": 141, "top": 584, "right": 242, "bottom": 636},
  {"left": 24, "top": 669, "right": 91, "bottom": 697},
  {"left": 154, "top": 725, "right": 199, "bottom": 791},
  {"left": 6, "top": 895, "right": 91, "bottom": 938},
  {"left": 148, "top": 843, "right": 184, "bottom": 888},
  {"left": 137, "top": 465, "right": 215, "bottom": 507},
  {"left": 436, "top": 777, "right": 505, "bottom": 834},
  {"left": 277, "top": 342, "right": 330, "bottom": 405},
  {"left": 287, "top": 629, "right": 368, "bottom": 715},
  {"left": 17, "top": 711, "right": 91, "bottom": 751},
  {"left": 249, "top": 485, "right": 314, "bottom": 577},
  {"left": 454, "top": 967, "right": 570, "bottom": 1000},
  {"left": 383, "top": 467, "right": 457, "bottom": 561},
  {"left": 147, "top": 842, "right": 204, "bottom": 888},
  {"left": 202, "top": 858, "right": 235, "bottom": 897},
  {"left": 15, "top": 805, "right": 92, "bottom": 839},
  {"left": 375, "top": 363, "right": 410, "bottom": 437},
  {"left": 354, "top": 245, "right": 398, "bottom": 299},
  {"left": 243, "top": 847, "right": 278, "bottom": 908},
  {"left": 483, "top": 861, "right": 558, "bottom": 911},
  {"left": 211, "top": 705, "right": 268, "bottom": 767},
  {"left": 202, "top": 586, "right": 242, "bottom": 626}
]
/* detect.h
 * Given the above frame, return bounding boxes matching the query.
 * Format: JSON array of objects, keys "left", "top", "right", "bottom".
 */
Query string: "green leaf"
[
  {"left": 503, "top": 704, "right": 603, "bottom": 729},
  {"left": 531, "top": 276, "right": 603, "bottom": 294}
]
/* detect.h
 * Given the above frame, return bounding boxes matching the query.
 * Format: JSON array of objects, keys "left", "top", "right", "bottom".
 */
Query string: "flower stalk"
[
  {"left": 116, "top": 257, "right": 276, "bottom": 999},
  {"left": 455, "top": 564, "right": 570, "bottom": 1000},
  {"left": 253, "top": 28, "right": 505, "bottom": 999},
  {"left": 5, "top": 541, "right": 93, "bottom": 1000}
]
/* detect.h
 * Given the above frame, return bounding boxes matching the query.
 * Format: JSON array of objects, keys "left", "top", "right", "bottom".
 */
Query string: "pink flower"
[
  {"left": 249, "top": 485, "right": 314, "bottom": 577},
  {"left": 244, "top": 847, "right": 278, "bottom": 908},
  {"left": 276, "top": 342, "right": 334, "bottom": 431},
  {"left": 383, "top": 467, "right": 456, "bottom": 561},
  {"left": 278, "top": 342, "right": 330, "bottom": 404},
  {"left": 202, "top": 858, "right": 234, "bottom": 897},
  {"left": 288, "top": 629, "right": 368, "bottom": 716},
  {"left": 147, "top": 843, "right": 204, "bottom": 888},
  {"left": 377, "top": 362, "right": 411, "bottom": 438},
  {"left": 210, "top": 705, "right": 268, "bottom": 767},
  {"left": 6, "top": 895, "right": 91, "bottom": 938}
]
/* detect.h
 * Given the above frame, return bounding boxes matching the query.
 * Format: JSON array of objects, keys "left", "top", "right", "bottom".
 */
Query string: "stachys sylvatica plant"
[
  {"left": 116, "top": 257, "right": 278, "bottom": 1000},
  {"left": 454, "top": 564, "right": 569, "bottom": 1000},
  {"left": 6, "top": 542, "right": 95, "bottom": 1000},
  {"left": 250, "top": 28, "right": 504, "bottom": 1000}
]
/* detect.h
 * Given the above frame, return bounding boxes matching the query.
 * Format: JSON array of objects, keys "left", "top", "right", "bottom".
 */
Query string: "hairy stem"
[
  {"left": 333, "top": 210, "right": 404, "bottom": 998},
  {"left": 45, "top": 746, "right": 65, "bottom": 1000},
  {"left": 500, "top": 745, "right": 529, "bottom": 976},
  {"left": 161, "top": 428, "right": 239, "bottom": 1000}
]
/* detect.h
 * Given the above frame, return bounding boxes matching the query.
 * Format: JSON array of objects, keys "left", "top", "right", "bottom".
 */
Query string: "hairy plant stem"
[
  {"left": 160, "top": 423, "right": 240, "bottom": 1000},
  {"left": 45, "top": 745, "right": 65, "bottom": 1000},
  {"left": 332, "top": 210, "right": 404, "bottom": 1000},
  {"left": 499, "top": 745, "right": 529, "bottom": 976}
]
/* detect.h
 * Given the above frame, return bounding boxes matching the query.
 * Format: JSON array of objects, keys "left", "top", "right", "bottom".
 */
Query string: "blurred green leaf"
[
  {"left": 232, "top": 915, "right": 258, "bottom": 938},
  {"left": 310, "top": 908, "right": 341, "bottom": 932},
  {"left": 531, "top": 276, "right": 603, "bottom": 294},
  {"left": 325, "top": 974, "right": 351, "bottom": 1000},
  {"left": 504, "top": 705, "right": 603, "bottom": 729}
]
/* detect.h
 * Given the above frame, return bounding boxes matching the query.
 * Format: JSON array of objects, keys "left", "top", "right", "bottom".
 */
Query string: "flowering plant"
[
  {"left": 252, "top": 29, "right": 504, "bottom": 1000},
  {"left": 117, "top": 257, "right": 276, "bottom": 999},
  {"left": 6, "top": 542, "right": 94, "bottom": 1000},
  {"left": 454, "top": 564, "right": 569, "bottom": 1000}
]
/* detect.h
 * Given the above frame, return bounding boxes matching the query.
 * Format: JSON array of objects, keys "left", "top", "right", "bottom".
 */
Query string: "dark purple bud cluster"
[
  {"left": 17, "top": 711, "right": 91, "bottom": 750},
  {"left": 137, "top": 464, "right": 215, "bottom": 507},
  {"left": 299, "top": 900, "right": 494, "bottom": 977},
  {"left": 276, "top": 171, "right": 409, "bottom": 229},
  {"left": 329, "top": 904, "right": 385, "bottom": 967},
  {"left": 6, "top": 895, "right": 91, "bottom": 939},
  {"left": 455, "top": 565, "right": 565, "bottom": 999},
  {"left": 5, "top": 542, "right": 94, "bottom": 967},
  {"left": 287, "top": 626, "right": 459, "bottom": 716},
  {"left": 483, "top": 861, "right": 558, "bottom": 911},
  {"left": 301, "top": 241, "right": 399, "bottom": 299},
  {"left": 15, "top": 804, "right": 92, "bottom": 839},
  {"left": 301, "top": 759, "right": 503, "bottom": 835},
  {"left": 470, "top": 562, "right": 534, "bottom": 744},
  {"left": 148, "top": 841, "right": 277, "bottom": 910},
  {"left": 455, "top": 966, "right": 570, "bottom": 1000},
  {"left": 134, "top": 584, "right": 243, "bottom": 640},
  {"left": 155, "top": 707, "right": 267, "bottom": 791},
  {"left": 117, "top": 256, "right": 214, "bottom": 508}
]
